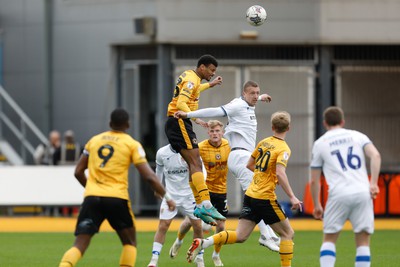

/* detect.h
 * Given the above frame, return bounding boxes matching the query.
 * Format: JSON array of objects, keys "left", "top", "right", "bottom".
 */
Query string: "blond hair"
[
  {"left": 271, "top": 111, "right": 291, "bottom": 133},
  {"left": 208, "top": 120, "right": 224, "bottom": 129}
]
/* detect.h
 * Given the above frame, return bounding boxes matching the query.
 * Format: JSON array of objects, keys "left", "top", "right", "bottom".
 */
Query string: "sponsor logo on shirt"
[
  {"left": 187, "top": 81, "right": 194, "bottom": 89},
  {"left": 167, "top": 169, "right": 188, "bottom": 174}
]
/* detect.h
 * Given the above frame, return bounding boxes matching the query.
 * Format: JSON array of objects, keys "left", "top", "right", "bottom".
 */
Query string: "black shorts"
[
  {"left": 210, "top": 192, "right": 228, "bottom": 216},
  {"left": 74, "top": 196, "right": 135, "bottom": 236},
  {"left": 165, "top": 117, "right": 198, "bottom": 152},
  {"left": 239, "top": 195, "right": 287, "bottom": 225}
]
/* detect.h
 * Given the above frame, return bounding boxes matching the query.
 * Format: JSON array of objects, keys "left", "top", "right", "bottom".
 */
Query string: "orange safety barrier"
[
  {"left": 388, "top": 174, "right": 400, "bottom": 215},
  {"left": 387, "top": 173, "right": 400, "bottom": 215},
  {"left": 373, "top": 175, "right": 387, "bottom": 215},
  {"left": 374, "top": 172, "right": 400, "bottom": 216},
  {"left": 303, "top": 176, "right": 329, "bottom": 215}
]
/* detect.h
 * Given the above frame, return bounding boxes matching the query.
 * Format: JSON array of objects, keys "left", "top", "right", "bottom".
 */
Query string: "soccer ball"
[{"left": 246, "top": 5, "right": 267, "bottom": 26}]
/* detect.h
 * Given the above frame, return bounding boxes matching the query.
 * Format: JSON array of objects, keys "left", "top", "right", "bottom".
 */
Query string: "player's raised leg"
[
  {"left": 180, "top": 148, "right": 226, "bottom": 222},
  {"left": 187, "top": 219, "right": 255, "bottom": 263}
]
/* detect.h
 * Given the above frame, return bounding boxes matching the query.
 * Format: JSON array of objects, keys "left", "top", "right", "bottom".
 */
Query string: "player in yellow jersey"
[
  {"left": 58, "top": 108, "right": 175, "bottom": 267},
  {"left": 199, "top": 120, "right": 230, "bottom": 266},
  {"left": 187, "top": 111, "right": 302, "bottom": 267},
  {"left": 168, "top": 120, "right": 230, "bottom": 266},
  {"left": 165, "top": 54, "right": 225, "bottom": 226}
]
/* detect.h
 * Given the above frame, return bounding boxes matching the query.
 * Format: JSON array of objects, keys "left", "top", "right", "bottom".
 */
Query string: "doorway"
[{"left": 121, "top": 62, "right": 159, "bottom": 214}]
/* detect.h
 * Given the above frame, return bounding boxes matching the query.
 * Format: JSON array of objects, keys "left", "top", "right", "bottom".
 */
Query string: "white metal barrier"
[{"left": 0, "top": 166, "right": 84, "bottom": 206}]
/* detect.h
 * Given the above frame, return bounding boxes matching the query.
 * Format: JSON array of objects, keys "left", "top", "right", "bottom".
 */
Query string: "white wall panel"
[
  {"left": 248, "top": 66, "right": 314, "bottom": 201},
  {"left": 337, "top": 66, "right": 400, "bottom": 169}
]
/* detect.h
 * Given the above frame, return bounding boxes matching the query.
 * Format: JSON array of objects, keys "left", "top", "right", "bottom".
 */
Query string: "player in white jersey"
[
  {"left": 310, "top": 106, "right": 381, "bottom": 267},
  {"left": 147, "top": 144, "right": 205, "bottom": 267},
  {"left": 174, "top": 80, "right": 281, "bottom": 252}
]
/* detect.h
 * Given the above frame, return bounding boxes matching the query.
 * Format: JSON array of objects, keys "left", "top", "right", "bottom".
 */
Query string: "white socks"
[
  {"left": 197, "top": 249, "right": 205, "bottom": 259},
  {"left": 266, "top": 223, "right": 279, "bottom": 239},
  {"left": 201, "top": 200, "right": 212, "bottom": 209},
  {"left": 320, "top": 242, "right": 336, "bottom": 267},
  {"left": 212, "top": 251, "right": 220, "bottom": 258},
  {"left": 202, "top": 236, "right": 215, "bottom": 249},
  {"left": 151, "top": 242, "right": 163, "bottom": 259},
  {"left": 320, "top": 243, "right": 371, "bottom": 267},
  {"left": 355, "top": 246, "right": 370, "bottom": 267},
  {"left": 258, "top": 221, "right": 278, "bottom": 238}
]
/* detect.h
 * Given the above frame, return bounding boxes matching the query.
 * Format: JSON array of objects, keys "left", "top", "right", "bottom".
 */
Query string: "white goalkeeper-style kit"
[
  {"left": 222, "top": 97, "right": 257, "bottom": 152},
  {"left": 222, "top": 97, "right": 258, "bottom": 190},
  {"left": 187, "top": 97, "right": 258, "bottom": 190},
  {"left": 310, "top": 128, "right": 374, "bottom": 234},
  {"left": 156, "top": 144, "right": 197, "bottom": 220}
]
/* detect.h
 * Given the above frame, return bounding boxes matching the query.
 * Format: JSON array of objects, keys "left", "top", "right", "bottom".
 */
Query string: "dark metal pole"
[
  {"left": 44, "top": 0, "right": 53, "bottom": 133},
  {"left": 316, "top": 46, "right": 333, "bottom": 138}
]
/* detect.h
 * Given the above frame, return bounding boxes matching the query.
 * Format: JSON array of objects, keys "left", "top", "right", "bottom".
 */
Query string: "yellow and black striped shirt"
[{"left": 199, "top": 138, "right": 230, "bottom": 194}]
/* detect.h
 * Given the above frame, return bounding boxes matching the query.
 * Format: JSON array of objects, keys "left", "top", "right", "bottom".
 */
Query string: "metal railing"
[{"left": 0, "top": 85, "right": 48, "bottom": 163}]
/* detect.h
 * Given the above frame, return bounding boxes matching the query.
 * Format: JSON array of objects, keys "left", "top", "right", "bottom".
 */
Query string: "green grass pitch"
[{"left": 0, "top": 230, "right": 399, "bottom": 266}]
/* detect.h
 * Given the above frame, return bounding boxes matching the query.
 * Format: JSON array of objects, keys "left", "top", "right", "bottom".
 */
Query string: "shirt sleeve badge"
[
  {"left": 283, "top": 151, "right": 289, "bottom": 160},
  {"left": 186, "top": 81, "right": 194, "bottom": 89}
]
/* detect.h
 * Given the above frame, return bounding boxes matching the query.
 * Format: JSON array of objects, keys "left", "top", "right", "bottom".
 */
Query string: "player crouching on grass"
[{"left": 187, "top": 111, "right": 302, "bottom": 267}]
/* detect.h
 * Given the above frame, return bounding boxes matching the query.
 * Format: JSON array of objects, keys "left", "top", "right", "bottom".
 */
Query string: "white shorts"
[
  {"left": 323, "top": 191, "right": 374, "bottom": 234},
  {"left": 227, "top": 149, "right": 254, "bottom": 191},
  {"left": 159, "top": 196, "right": 198, "bottom": 221}
]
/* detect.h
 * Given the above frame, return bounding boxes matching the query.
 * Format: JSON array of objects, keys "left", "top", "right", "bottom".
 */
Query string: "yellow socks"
[
  {"left": 213, "top": 230, "right": 237, "bottom": 247},
  {"left": 119, "top": 244, "right": 137, "bottom": 267},
  {"left": 214, "top": 243, "right": 222, "bottom": 254},
  {"left": 189, "top": 181, "right": 201, "bottom": 205},
  {"left": 59, "top": 246, "right": 82, "bottom": 267},
  {"left": 59, "top": 244, "right": 137, "bottom": 267},
  {"left": 191, "top": 172, "right": 210, "bottom": 202},
  {"left": 280, "top": 240, "right": 294, "bottom": 267}
]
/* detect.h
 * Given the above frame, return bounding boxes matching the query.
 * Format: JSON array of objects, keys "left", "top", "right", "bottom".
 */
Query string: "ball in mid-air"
[{"left": 246, "top": 5, "right": 267, "bottom": 26}]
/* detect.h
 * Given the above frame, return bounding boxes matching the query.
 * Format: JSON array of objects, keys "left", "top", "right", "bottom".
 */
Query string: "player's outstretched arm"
[
  {"left": 258, "top": 93, "right": 272, "bottom": 102},
  {"left": 174, "top": 107, "right": 225, "bottom": 120},
  {"left": 193, "top": 118, "right": 208, "bottom": 128},
  {"left": 136, "top": 162, "right": 176, "bottom": 211},
  {"left": 209, "top": 76, "right": 223, "bottom": 87}
]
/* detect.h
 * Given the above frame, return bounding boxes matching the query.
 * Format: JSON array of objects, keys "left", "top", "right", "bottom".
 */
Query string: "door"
[{"left": 121, "top": 62, "right": 159, "bottom": 214}]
